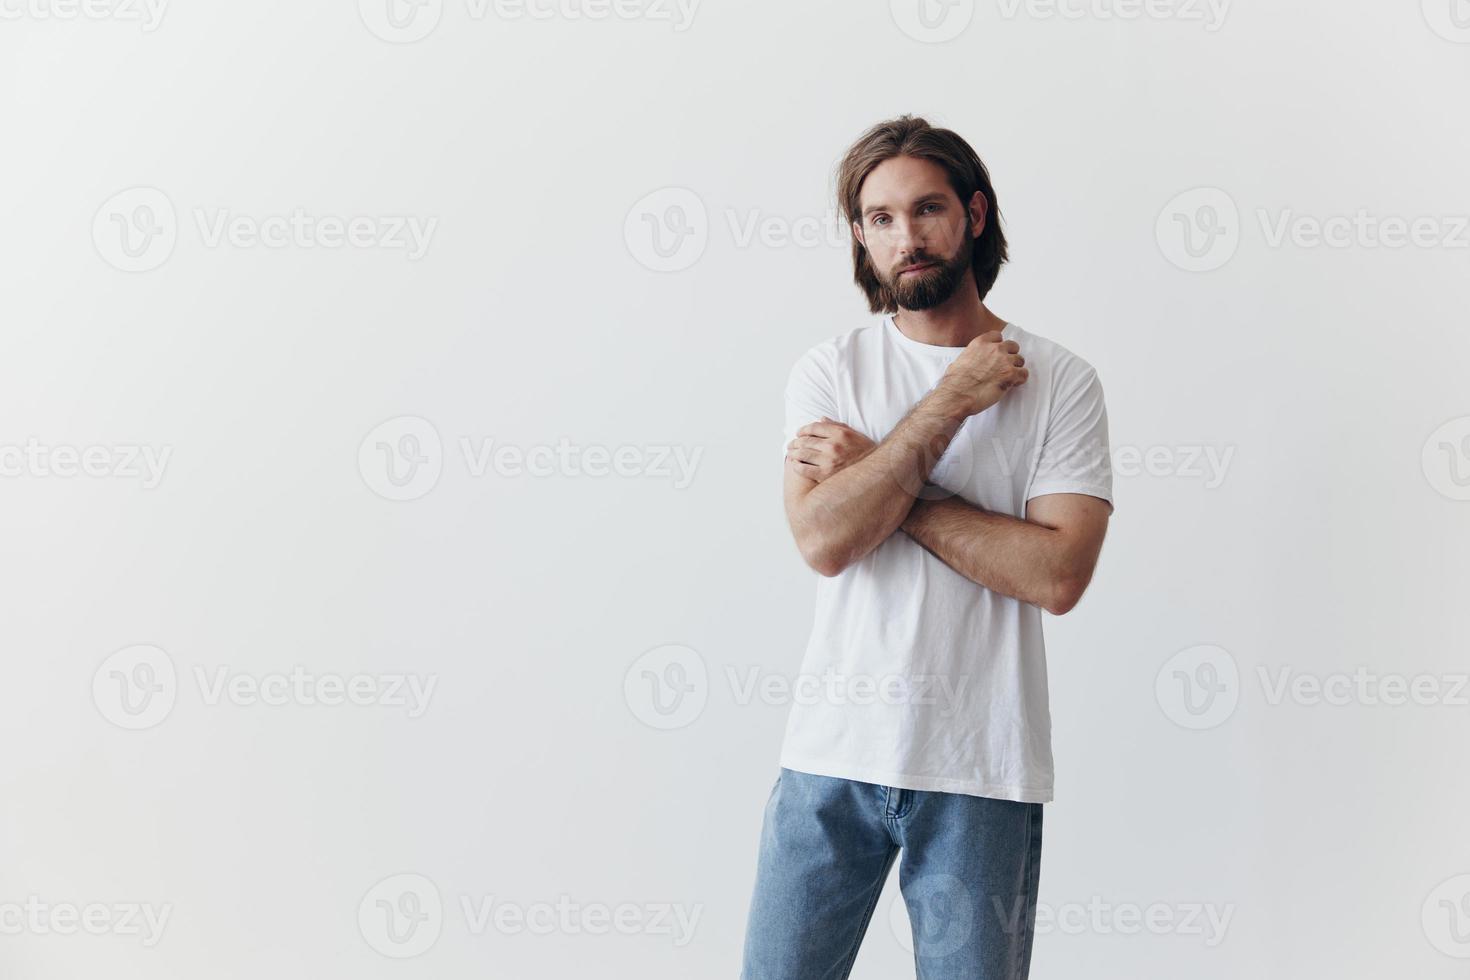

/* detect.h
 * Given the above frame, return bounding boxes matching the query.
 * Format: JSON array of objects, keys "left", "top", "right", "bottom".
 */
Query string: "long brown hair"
[{"left": 835, "top": 115, "right": 1008, "bottom": 313}]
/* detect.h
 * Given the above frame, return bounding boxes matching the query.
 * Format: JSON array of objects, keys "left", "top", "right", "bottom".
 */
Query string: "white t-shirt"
[{"left": 778, "top": 314, "right": 1114, "bottom": 803}]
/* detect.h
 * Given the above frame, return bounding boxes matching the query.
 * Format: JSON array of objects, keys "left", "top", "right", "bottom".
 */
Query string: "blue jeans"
[{"left": 740, "top": 768, "right": 1044, "bottom": 980}]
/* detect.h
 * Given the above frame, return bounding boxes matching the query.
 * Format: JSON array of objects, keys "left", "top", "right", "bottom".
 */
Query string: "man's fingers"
[
  {"left": 797, "top": 420, "right": 849, "bottom": 438},
  {"left": 785, "top": 456, "right": 821, "bottom": 480},
  {"left": 974, "top": 333, "right": 1017, "bottom": 353},
  {"left": 786, "top": 445, "right": 824, "bottom": 465},
  {"left": 788, "top": 435, "right": 831, "bottom": 454}
]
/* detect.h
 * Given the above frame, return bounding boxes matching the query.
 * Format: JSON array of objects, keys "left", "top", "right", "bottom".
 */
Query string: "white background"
[{"left": 3, "top": 0, "right": 1469, "bottom": 977}]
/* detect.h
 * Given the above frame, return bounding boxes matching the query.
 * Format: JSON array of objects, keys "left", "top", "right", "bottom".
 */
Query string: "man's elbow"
[
  {"left": 791, "top": 526, "right": 849, "bottom": 577},
  {"left": 800, "top": 540, "right": 848, "bottom": 578},
  {"left": 1044, "top": 574, "right": 1089, "bottom": 616}
]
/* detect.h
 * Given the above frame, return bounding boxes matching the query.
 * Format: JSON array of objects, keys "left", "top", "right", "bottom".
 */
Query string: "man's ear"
[
  {"left": 851, "top": 220, "right": 865, "bottom": 249},
  {"left": 969, "top": 190, "right": 988, "bottom": 238}
]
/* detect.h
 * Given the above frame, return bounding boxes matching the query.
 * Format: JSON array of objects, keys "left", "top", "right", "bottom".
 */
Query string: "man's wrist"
[
  {"left": 920, "top": 382, "right": 977, "bottom": 423},
  {"left": 901, "top": 494, "right": 934, "bottom": 533}
]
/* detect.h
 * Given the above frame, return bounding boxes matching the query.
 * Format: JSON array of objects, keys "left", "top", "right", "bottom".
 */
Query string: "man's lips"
[{"left": 899, "top": 262, "right": 936, "bottom": 276}]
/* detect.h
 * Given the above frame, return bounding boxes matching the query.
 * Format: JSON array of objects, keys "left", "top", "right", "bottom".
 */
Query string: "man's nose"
[{"left": 890, "top": 217, "right": 926, "bottom": 254}]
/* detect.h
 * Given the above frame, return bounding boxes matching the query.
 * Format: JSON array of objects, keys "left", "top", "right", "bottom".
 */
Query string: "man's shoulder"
[
  {"left": 800, "top": 319, "right": 883, "bottom": 358},
  {"left": 787, "top": 319, "right": 884, "bottom": 373},
  {"left": 1010, "top": 323, "right": 1102, "bottom": 386}
]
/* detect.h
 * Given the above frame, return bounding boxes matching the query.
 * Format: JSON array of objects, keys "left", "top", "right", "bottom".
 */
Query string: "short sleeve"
[
  {"left": 781, "top": 346, "right": 840, "bottom": 461},
  {"left": 1025, "top": 363, "right": 1115, "bottom": 511}
]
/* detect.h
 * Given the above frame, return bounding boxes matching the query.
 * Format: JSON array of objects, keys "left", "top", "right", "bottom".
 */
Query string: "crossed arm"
[{"left": 784, "top": 409, "right": 1110, "bottom": 615}]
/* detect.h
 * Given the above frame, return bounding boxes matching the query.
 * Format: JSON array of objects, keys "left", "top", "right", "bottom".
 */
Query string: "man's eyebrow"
[{"left": 861, "top": 193, "right": 947, "bottom": 219}]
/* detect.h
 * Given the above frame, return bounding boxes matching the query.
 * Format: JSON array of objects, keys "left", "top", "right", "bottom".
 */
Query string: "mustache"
[{"left": 895, "top": 257, "right": 939, "bottom": 273}]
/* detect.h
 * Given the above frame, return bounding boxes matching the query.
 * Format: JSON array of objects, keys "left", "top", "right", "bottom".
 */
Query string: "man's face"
[{"left": 853, "top": 154, "right": 983, "bottom": 311}]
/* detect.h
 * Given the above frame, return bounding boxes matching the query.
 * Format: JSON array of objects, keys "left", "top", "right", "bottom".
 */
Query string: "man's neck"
[{"left": 892, "top": 294, "right": 1007, "bottom": 348}]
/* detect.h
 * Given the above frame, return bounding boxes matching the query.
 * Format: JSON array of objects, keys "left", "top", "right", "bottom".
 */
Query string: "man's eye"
[
  {"left": 873, "top": 215, "right": 889, "bottom": 226},
  {"left": 921, "top": 203, "right": 939, "bottom": 214}
]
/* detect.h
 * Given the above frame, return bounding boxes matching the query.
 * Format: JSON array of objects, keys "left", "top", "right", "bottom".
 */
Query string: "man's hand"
[
  {"left": 935, "top": 332, "right": 1028, "bottom": 417},
  {"left": 780, "top": 382, "right": 972, "bottom": 578},
  {"left": 786, "top": 417, "right": 877, "bottom": 483}
]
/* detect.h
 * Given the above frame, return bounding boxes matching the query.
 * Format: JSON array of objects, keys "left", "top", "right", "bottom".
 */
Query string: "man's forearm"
[
  {"left": 792, "top": 387, "right": 973, "bottom": 575},
  {"left": 900, "top": 496, "right": 1080, "bottom": 614}
]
